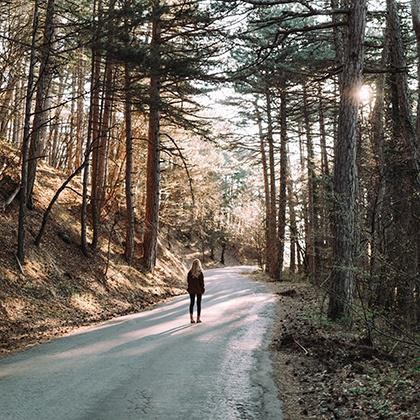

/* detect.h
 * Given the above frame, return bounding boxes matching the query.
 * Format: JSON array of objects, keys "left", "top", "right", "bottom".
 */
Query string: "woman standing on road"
[{"left": 187, "top": 259, "right": 205, "bottom": 324}]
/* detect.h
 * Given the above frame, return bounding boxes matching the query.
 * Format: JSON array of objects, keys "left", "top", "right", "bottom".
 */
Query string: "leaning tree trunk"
[
  {"left": 142, "top": 0, "right": 162, "bottom": 272},
  {"left": 17, "top": 0, "right": 40, "bottom": 263},
  {"left": 328, "top": 0, "right": 367, "bottom": 321}
]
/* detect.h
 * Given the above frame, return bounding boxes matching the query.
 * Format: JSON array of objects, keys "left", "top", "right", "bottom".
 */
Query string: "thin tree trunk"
[
  {"left": 265, "top": 87, "right": 278, "bottom": 278},
  {"left": 124, "top": 63, "right": 135, "bottom": 264},
  {"left": 17, "top": 0, "right": 40, "bottom": 263},
  {"left": 369, "top": 28, "right": 388, "bottom": 307},
  {"left": 255, "top": 101, "right": 271, "bottom": 272},
  {"left": 81, "top": 0, "right": 102, "bottom": 256},
  {"left": 67, "top": 69, "right": 77, "bottom": 173},
  {"left": 303, "top": 83, "right": 316, "bottom": 281},
  {"left": 27, "top": 0, "right": 55, "bottom": 209},
  {"left": 318, "top": 82, "right": 332, "bottom": 274},
  {"left": 75, "top": 49, "right": 85, "bottom": 168},
  {"left": 277, "top": 84, "right": 288, "bottom": 279},
  {"left": 287, "top": 149, "right": 297, "bottom": 274},
  {"left": 48, "top": 75, "right": 66, "bottom": 167},
  {"left": 91, "top": 55, "right": 114, "bottom": 250}
]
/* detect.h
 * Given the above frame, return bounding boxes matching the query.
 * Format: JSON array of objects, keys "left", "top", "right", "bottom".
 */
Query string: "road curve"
[{"left": 0, "top": 266, "right": 282, "bottom": 420}]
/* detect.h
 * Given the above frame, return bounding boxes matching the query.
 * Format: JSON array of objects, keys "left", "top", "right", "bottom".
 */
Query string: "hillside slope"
[{"left": 0, "top": 142, "right": 195, "bottom": 354}]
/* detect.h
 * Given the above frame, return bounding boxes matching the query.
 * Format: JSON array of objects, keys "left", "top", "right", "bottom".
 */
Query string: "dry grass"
[{"left": 0, "top": 142, "right": 189, "bottom": 355}]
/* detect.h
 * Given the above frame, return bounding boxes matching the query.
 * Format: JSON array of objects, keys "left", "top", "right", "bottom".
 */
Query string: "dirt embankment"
[
  {"left": 253, "top": 273, "right": 419, "bottom": 420},
  {"left": 0, "top": 143, "right": 201, "bottom": 355}
]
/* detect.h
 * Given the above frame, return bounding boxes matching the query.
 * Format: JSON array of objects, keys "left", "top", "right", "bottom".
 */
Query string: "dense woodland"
[{"left": 0, "top": 0, "right": 419, "bottom": 344}]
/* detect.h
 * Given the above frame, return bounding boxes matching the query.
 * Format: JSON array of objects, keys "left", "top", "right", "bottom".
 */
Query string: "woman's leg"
[
  {"left": 196, "top": 294, "right": 202, "bottom": 321},
  {"left": 189, "top": 294, "right": 196, "bottom": 322}
]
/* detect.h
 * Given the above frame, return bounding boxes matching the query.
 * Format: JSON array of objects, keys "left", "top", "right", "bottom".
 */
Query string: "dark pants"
[{"left": 189, "top": 293, "right": 202, "bottom": 317}]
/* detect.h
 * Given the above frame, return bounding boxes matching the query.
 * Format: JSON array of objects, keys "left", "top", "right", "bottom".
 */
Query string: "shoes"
[
  {"left": 197, "top": 319, "right": 202, "bottom": 323},
  {"left": 190, "top": 319, "right": 196, "bottom": 324}
]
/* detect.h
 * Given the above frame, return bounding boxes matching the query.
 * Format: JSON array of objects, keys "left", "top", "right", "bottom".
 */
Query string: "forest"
[{"left": 0, "top": 0, "right": 419, "bottom": 418}]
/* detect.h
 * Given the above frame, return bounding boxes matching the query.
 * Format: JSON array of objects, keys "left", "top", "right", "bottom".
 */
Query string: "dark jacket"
[{"left": 187, "top": 271, "right": 205, "bottom": 295}]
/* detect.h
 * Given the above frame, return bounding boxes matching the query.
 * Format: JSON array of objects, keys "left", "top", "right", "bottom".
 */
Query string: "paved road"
[{"left": 0, "top": 266, "right": 282, "bottom": 419}]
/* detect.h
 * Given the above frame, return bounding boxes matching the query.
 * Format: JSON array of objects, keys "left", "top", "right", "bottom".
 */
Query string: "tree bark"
[
  {"left": 142, "top": 0, "right": 162, "bottom": 272},
  {"left": 303, "top": 83, "right": 316, "bottom": 281},
  {"left": 328, "top": 0, "right": 367, "bottom": 321},
  {"left": 411, "top": 0, "right": 420, "bottom": 325},
  {"left": 287, "top": 153, "right": 297, "bottom": 274},
  {"left": 124, "top": 63, "right": 135, "bottom": 264},
  {"left": 17, "top": 0, "right": 40, "bottom": 263},
  {"left": 91, "top": 55, "right": 114, "bottom": 250},
  {"left": 386, "top": 0, "right": 419, "bottom": 325},
  {"left": 255, "top": 101, "right": 271, "bottom": 272},
  {"left": 75, "top": 49, "right": 85, "bottom": 168},
  {"left": 265, "top": 87, "right": 278, "bottom": 278},
  {"left": 27, "top": 0, "right": 56, "bottom": 209},
  {"left": 277, "top": 83, "right": 288, "bottom": 279},
  {"left": 81, "top": 0, "right": 102, "bottom": 256}
]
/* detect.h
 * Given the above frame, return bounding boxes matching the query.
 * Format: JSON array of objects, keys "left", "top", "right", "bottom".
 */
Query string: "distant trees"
[
  {"left": 4, "top": 0, "right": 222, "bottom": 270},
  {"left": 1, "top": 0, "right": 418, "bottom": 330},
  {"left": 226, "top": 0, "right": 419, "bottom": 328}
]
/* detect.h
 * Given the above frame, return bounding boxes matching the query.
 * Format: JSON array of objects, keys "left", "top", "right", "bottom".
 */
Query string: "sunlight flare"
[{"left": 355, "top": 84, "right": 373, "bottom": 105}]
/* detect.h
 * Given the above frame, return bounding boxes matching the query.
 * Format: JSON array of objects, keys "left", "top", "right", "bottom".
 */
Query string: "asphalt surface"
[{"left": 0, "top": 266, "right": 282, "bottom": 420}]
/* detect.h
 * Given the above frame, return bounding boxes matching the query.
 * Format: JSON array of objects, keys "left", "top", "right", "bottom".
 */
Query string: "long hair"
[{"left": 190, "top": 259, "right": 202, "bottom": 278}]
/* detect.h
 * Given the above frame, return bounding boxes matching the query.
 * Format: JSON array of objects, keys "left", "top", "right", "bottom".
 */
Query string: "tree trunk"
[
  {"left": 318, "top": 82, "right": 332, "bottom": 274},
  {"left": 303, "top": 83, "right": 316, "bottom": 281},
  {"left": 67, "top": 72, "right": 76, "bottom": 173},
  {"left": 91, "top": 0, "right": 115, "bottom": 250},
  {"left": 142, "top": 0, "right": 162, "bottom": 272},
  {"left": 328, "top": 0, "right": 367, "bottom": 321},
  {"left": 48, "top": 75, "right": 66, "bottom": 167},
  {"left": 17, "top": 0, "right": 41, "bottom": 263},
  {"left": 386, "top": 0, "right": 419, "bottom": 325},
  {"left": 287, "top": 151, "right": 297, "bottom": 274},
  {"left": 81, "top": 0, "right": 102, "bottom": 256},
  {"left": 27, "top": 0, "right": 55, "bottom": 209},
  {"left": 75, "top": 49, "right": 85, "bottom": 169},
  {"left": 91, "top": 55, "right": 114, "bottom": 250},
  {"left": 255, "top": 101, "right": 271, "bottom": 272},
  {"left": 265, "top": 88, "right": 278, "bottom": 278},
  {"left": 277, "top": 84, "right": 288, "bottom": 279},
  {"left": 369, "top": 28, "right": 388, "bottom": 308},
  {"left": 124, "top": 63, "right": 135, "bottom": 264},
  {"left": 411, "top": 0, "right": 420, "bottom": 325}
]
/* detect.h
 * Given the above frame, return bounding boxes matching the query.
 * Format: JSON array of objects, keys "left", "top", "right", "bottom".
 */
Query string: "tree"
[
  {"left": 328, "top": 0, "right": 367, "bottom": 321},
  {"left": 27, "top": 0, "right": 56, "bottom": 210},
  {"left": 142, "top": 0, "right": 162, "bottom": 271},
  {"left": 17, "top": 0, "right": 41, "bottom": 263}
]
